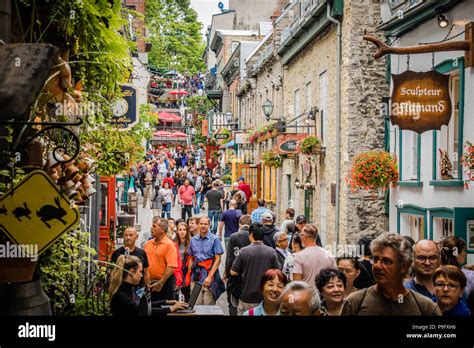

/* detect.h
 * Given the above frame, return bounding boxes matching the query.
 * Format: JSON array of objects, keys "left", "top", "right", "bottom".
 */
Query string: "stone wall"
[{"left": 339, "top": 0, "right": 390, "bottom": 244}]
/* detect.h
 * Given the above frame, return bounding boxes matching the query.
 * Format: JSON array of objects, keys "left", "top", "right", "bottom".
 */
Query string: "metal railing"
[
  {"left": 251, "top": 42, "right": 274, "bottom": 74},
  {"left": 278, "top": 0, "right": 325, "bottom": 45}
]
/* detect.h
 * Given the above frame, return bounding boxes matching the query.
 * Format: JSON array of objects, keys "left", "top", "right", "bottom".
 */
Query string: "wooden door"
[{"left": 237, "top": 164, "right": 261, "bottom": 213}]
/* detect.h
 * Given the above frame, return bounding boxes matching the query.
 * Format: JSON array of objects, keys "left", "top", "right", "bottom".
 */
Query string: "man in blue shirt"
[
  {"left": 250, "top": 199, "right": 272, "bottom": 223},
  {"left": 404, "top": 239, "right": 440, "bottom": 301},
  {"left": 217, "top": 199, "right": 242, "bottom": 251},
  {"left": 187, "top": 216, "right": 225, "bottom": 305}
]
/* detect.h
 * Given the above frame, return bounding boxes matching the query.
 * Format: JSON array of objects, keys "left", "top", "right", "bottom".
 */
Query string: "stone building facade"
[{"left": 235, "top": 0, "right": 389, "bottom": 247}]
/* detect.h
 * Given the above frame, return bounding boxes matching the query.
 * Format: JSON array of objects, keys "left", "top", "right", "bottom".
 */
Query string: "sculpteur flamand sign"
[{"left": 390, "top": 70, "right": 452, "bottom": 134}]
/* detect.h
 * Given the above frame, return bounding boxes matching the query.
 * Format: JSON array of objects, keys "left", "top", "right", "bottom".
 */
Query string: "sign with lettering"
[
  {"left": 214, "top": 133, "right": 230, "bottom": 140},
  {"left": 391, "top": 70, "right": 451, "bottom": 133},
  {"left": 234, "top": 132, "right": 248, "bottom": 144},
  {"left": 274, "top": 133, "right": 308, "bottom": 154},
  {"left": 110, "top": 84, "right": 138, "bottom": 129},
  {"left": 0, "top": 170, "right": 79, "bottom": 256}
]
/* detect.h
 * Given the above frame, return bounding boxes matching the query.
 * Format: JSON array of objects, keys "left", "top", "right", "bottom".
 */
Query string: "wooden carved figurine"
[{"left": 439, "top": 149, "right": 453, "bottom": 180}]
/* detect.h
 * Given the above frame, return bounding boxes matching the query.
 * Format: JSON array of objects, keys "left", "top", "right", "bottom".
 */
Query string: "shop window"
[
  {"left": 399, "top": 130, "right": 420, "bottom": 180},
  {"left": 432, "top": 217, "right": 454, "bottom": 242},
  {"left": 436, "top": 72, "right": 460, "bottom": 180},
  {"left": 400, "top": 213, "right": 424, "bottom": 241}
]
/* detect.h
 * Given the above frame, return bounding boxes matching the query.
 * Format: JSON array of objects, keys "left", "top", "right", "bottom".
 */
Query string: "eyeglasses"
[
  {"left": 434, "top": 282, "right": 460, "bottom": 291},
  {"left": 416, "top": 255, "right": 439, "bottom": 263},
  {"left": 278, "top": 238, "right": 288, "bottom": 243},
  {"left": 370, "top": 256, "right": 395, "bottom": 266}
]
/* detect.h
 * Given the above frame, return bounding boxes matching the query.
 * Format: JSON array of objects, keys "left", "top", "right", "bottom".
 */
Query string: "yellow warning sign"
[{"left": 0, "top": 170, "right": 79, "bottom": 256}]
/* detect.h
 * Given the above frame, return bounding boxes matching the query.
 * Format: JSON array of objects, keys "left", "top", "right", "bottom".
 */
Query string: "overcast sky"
[{"left": 190, "top": 0, "right": 229, "bottom": 40}]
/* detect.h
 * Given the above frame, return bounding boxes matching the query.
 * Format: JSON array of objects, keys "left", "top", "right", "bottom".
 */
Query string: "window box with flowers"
[
  {"left": 349, "top": 151, "right": 399, "bottom": 196},
  {"left": 261, "top": 151, "right": 284, "bottom": 168},
  {"left": 248, "top": 122, "right": 278, "bottom": 144},
  {"left": 462, "top": 140, "right": 474, "bottom": 188},
  {"left": 299, "top": 135, "right": 322, "bottom": 155}
]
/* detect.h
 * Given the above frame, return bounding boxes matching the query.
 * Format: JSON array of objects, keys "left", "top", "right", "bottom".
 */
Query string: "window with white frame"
[
  {"left": 319, "top": 71, "right": 328, "bottom": 143},
  {"left": 404, "top": 131, "right": 419, "bottom": 180},
  {"left": 294, "top": 89, "right": 300, "bottom": 132},
  {"left": 436, "top": 72, "right": 459, "bottom": 180},
  {"left": 306, "top": 82, "right": 312, "bottom": 112}
]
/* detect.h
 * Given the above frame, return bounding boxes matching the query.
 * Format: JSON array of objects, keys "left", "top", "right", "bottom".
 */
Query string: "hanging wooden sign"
[
  {"left": 274, "top": 133, "right": 308, "bottom": 154},
  {"left": 391, "top": 70, "right": 452, "bottom": 134}
]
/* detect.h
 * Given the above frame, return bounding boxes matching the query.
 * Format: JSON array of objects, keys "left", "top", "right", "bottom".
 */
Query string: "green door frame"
[
  {"left": 429, "top": 207, "right": 454, "bottom": 241},
  {"left": 454, "top": 208, "right": 474, "bottom": 254}
]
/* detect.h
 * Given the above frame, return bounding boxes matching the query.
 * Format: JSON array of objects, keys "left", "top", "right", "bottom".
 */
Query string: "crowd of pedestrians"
[{"left": 109, "top": 146, "right": 474, "bottom": 316}]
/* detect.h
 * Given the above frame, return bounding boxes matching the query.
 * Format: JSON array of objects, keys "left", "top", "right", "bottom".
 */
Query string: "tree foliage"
[{"left": 146, "top": 0, "right": 206, "bottom": 74}]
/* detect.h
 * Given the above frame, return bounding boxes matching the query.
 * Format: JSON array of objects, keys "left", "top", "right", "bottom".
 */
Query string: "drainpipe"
[{"left": 327, "top": 2, "right": 341, "bottom": 246}]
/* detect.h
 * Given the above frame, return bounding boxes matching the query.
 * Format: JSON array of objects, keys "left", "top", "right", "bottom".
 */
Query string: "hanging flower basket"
[
  {"left": 462, "top": 140, "right": 474, "bottom": 189},
  {"left": 261, "top": 151, "right": 283, "bottom": 168},
  {"left": 299, "top": 135, "right": 321, "bottom": 155},
  {"left": 349, "top": 151, "right": 399, "bottom": 192}
]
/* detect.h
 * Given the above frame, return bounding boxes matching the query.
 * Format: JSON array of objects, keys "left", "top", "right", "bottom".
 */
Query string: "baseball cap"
[
  {"left": 232, "top": 182, "right": 239, "bottom": 187},
  {"left": 296, "top": 215, "right": 307, "bottom": 224},
  {"left": 238, "top": 176, "right": 245, "bottom": 181},
  {"left": 262, "top": 212, "right": 273, "bottom": 221}
]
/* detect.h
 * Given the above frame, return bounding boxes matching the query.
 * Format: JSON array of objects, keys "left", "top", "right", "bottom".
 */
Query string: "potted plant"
[
  {"left": 261, "top": 151, "right": 283, "bottom": 168},
  {"left": 299, "top": 135, "right": 321, "bottom": 155},
  {"left": 349, "top": 151, "right": 399, "bottom": 194},
  {"left": 462, "top": 140, "right": 474, "bottom": 188}
]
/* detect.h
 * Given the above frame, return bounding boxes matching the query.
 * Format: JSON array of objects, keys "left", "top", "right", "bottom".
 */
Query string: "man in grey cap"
[{"left": 261, "top": 212, "right": 279, "bottom": 249}]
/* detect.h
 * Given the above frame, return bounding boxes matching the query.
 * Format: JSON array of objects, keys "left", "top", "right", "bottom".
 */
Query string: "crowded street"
[{"left": 1, "top": 0, "right": 474, "bottom": 346}]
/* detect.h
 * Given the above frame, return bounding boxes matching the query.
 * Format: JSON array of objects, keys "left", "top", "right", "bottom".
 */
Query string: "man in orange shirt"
[{"left": 144, "top": 216, "right": 178, "bottom": 301}]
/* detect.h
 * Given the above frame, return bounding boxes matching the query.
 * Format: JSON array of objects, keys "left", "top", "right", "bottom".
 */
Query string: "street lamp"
[
  {"left": 225, "top": 111, "right": 233, "bottom": 123},
  {"left": 295, "top": 178, "right": 302, "bottom": 189},
  {"left": 262, "top": 99, "right": 274, "bottom": 121}
]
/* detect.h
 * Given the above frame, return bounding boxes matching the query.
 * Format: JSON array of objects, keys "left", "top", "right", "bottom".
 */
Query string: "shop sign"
[
  {"left": 110, "top": 84, "right": 138, "bottom": 129},
  {"left": 275, "top": 133, "right": 308, "bottom": 154},
  {"left": 234, "top": 132, "right": 248, "bottom": 144},
  {"left": 214, "top": 133, "right": 229, "bottom": 140},
  {"left": 391, "top": 70, "right": 451, "bottom": 133}
]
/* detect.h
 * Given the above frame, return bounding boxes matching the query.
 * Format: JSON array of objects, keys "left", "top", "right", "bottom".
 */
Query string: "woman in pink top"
[{"left": 178, "top": 179, "right": 195, "bottom": 220}]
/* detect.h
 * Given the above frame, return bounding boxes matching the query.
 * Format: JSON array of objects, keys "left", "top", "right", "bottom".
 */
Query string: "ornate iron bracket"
[{"left": 0, "top": 118, "right": 83, "bottom": 165}]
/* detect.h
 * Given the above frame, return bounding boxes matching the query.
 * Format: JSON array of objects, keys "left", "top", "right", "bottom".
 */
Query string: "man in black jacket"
[
  {"left": 224, "top": 215, "right": 251, "bottom": 316},
  {"left": 261, "top": 212, "right": 279, "bottom": 248},
  {"left": 273, "top": 231, "right": 289, "bottom": 269}
]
